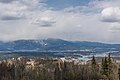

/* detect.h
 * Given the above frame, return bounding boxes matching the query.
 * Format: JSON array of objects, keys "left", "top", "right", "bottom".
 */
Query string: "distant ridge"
[{"left": 0, "top": 38, "right": 120, "bottom": 52}]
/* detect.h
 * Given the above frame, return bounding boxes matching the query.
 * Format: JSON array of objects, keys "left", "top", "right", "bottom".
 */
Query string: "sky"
[{"left": 0, "top": 0, "right": 120, "bottom": 43}]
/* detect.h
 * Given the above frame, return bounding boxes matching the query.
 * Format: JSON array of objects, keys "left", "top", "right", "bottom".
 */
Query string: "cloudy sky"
[{"left": 0, "top": 0, "right": 120, "bottom": 43}]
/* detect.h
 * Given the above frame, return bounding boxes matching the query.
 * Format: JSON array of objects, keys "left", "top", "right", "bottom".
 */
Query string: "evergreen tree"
[
  {"left": 108, "top": 53, "right": 111, "bottom": 65},
  {"left": 91, "top": 55, "right": 96, "bottom": 67},
  {"left": 101, "top": 57, "right": 109, "bottom": 76},
  {"left": 101, "top": 58, "right": 104, "bottom": 73},
  {"left": 108, "top": 53, "right": 112, "bottom": 76},
  {"left": 118, "top": 65, "right": 120, "bottom": 80},
  {"left": 37, "top": 72, "right": 45, "bottom": 80}
]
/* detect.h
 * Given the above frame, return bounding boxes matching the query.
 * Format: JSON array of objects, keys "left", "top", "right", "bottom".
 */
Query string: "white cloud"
[
  {"left": 0, "top": 0, "right": 120, "bottom": 43},
  {"left": 31, "top": 17, "right": 56, "bottom": 27},
  {"left": 0, "top": 0, "right": 46, "bottom": 20},
  {"left": 101, "top": 7, "right": 120, "bottom": 22}
]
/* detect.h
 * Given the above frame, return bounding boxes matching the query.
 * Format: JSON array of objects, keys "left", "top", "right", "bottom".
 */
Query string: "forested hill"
[{"left": 0, "top": 39, "right": 120, "bottom": 51}]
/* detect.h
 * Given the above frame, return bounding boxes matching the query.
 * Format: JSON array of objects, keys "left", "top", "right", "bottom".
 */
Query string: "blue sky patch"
[{"left": 46, "top": 0, "right": 90, "bottom": 9}]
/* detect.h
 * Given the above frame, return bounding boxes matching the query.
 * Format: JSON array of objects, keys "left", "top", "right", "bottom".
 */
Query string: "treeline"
[{"left": 0, "top": 55, "right": 120, "bottom": 80}]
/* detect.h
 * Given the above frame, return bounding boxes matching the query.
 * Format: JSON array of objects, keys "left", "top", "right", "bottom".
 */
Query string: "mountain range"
[{"left": 0, "top": 38, "right": 120, "bottom": 52}]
